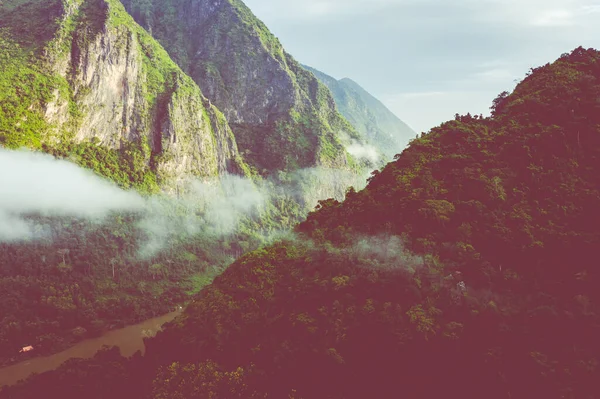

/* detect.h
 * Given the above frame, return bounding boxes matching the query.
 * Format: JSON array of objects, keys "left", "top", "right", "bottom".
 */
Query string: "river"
[{"left": 0, "top": 310, "right": 182, "bottom": 388}]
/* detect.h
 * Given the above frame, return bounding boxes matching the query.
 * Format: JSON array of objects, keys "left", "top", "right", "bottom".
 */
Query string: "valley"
[{"left": 1, "top": 0, "right": 599, "bottom": 398}]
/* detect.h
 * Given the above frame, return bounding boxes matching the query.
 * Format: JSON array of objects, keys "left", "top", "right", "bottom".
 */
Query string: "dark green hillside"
[
  {"left": 3, "top": 47, "right": 600, "bottom": 399},
  {"left": 146, "top": 46, "right": 600, "bottom": 398}
]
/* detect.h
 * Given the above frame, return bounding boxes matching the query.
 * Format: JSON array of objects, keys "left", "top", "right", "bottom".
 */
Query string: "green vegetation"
[
  {"left": 304, "top": 64, "right": 416, "bottom": 160},
  {"left": 0, "top": 161, "right": 363, "bottom": 370},
  {"left": 0, "top": 36, "right": 57, "bottom": 148},
  {"left": 0, "top": 0, "right": 250, "bottom": 190},
  {"left": 0, "top": 0, "right": 64, "bottom": 52},
  {"left": 3, "top": 47, "right": 599, "bottom": 399},
  {"left": 0, "top": 211, "right": 226, "bottom": 368},
  {"left": 119, "top": 0, "right": 363, "bottom": 174},
  {"left": 46, "top": 139, "right": 160, "bottom": 193}
]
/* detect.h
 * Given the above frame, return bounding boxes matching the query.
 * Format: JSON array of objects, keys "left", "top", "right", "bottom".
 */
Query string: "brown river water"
[{"left": 0, "top": 310, "right": 182, "bottom": 388}]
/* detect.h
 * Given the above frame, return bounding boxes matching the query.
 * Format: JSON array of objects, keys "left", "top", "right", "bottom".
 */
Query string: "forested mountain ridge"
[
  {"left": 119, "top": 0, "right": 365, "bottom": 173},
  {"left": 3, "top": 47, "right": 599, "bottom": 398},
  {"left": 0, "top": 0, "right": 250, "bottom": 192},
  {"left": 303, "top": 64, "right": 416, "bottom": 159}
]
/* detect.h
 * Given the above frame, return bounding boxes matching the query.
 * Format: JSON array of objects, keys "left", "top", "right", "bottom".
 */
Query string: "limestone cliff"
[
  {"left": 120, "top": 0, "right": 362, "bottom": 174},
  {"left": 0, "top": 0, "right": 248, "bottom": 191}
]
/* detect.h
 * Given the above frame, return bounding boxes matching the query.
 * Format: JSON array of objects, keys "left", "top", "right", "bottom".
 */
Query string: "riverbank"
[{"left": 0, "top": 309, "right": 182, "bottom": 388}]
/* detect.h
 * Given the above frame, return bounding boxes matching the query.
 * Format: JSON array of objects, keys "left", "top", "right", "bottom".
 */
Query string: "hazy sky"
[{"left": 242, "top": 0, "right": 600, "bottom": 133}]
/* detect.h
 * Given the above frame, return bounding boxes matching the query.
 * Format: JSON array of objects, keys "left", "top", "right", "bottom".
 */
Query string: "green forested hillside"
[
  {"left": 303, "top": 64, "right": 415, "bottom": 159},
  {"left": 3, "top": 47, "right": 600, "bottom": 398},
  {"left": 150, "top": 47, "right": 600, "bottom": 398}
]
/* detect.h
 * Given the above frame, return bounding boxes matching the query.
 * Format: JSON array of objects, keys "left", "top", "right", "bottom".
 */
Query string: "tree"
[{"left": 490, "top": 90, "right": 510, "bottom": 116}]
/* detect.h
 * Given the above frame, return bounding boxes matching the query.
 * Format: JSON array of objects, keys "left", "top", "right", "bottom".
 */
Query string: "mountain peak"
[{"left": 303, "top": 64, "right": 415, "bottom": 159}]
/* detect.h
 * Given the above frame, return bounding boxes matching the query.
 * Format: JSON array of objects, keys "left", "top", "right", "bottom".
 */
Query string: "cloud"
[
  {"left": 346, "top": 142, "right": 380, "bottom": 164},
  {"left": 243, "top": 0, "right": 600, "bottom": 133},
  {"left": 131, "top": 167, "right": 370, "bottom": 258},
  {"left": 0, "top": 148, "right": 144, "bottom": 242},
  {"left": 336, "top": 132, "right": 381, "bottom": 164},
  {"left": 531, "top": 9, "right": 575, "bottom": 26},
  {"left": 0, "top": 147, "right": 371, "bottom": 259},
  {"left": 190, "top": 174, "right": 265, "bottom": 236},
  {"left": 474, "top": 68, "right": 516, "bottom": 81},
  {"left": 134, "top": 178, "right": 263, "bottom": 258}
]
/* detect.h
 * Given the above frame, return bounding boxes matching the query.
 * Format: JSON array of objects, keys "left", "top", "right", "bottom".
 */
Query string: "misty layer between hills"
[{"left": 0, "top": 148, "right": 370, "bottom": 257}]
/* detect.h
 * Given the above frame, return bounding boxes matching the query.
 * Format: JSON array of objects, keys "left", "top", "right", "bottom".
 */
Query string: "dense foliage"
[
  {"left": 0, "top": 212, "right": 220, "bottom": 367},
  {"left": 0, "top": 166, "right": 362, "bottom": 369},
  {"left": 3, "top": 46, "right": 600, "bottom": 399},
  {"left": 154, "top": 47, "right": 600, "bottom": 398}
]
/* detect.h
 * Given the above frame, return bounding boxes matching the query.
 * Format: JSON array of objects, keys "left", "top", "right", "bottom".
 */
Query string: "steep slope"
[
  {"left": 5, "top": 47, "right": 600, "bottom": 399},
  {"left": 142, "top": 47, "right": 600, "bottom": 398},
  {"left": 303, "top": 64, "right": 416, "bottom": 159},
  {"left": 119, "top": 0, "right": 362, "bottom": 173},
  {"left": 0, "top": 0, "right": 248, "bottom": 192}
]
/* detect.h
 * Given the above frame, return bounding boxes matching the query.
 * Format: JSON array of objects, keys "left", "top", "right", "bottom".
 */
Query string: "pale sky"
[{"left": 242, "top": 0, "right": 600, "bottom": 133}]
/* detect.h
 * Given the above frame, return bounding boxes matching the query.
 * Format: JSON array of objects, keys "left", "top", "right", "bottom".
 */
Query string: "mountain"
[
  {"left": 3, "top": 47, "right": 600, "bottom": 399},
  {"left": 0, "top": 0, "right": 248, "bottom": 192},
  {"left": 303, "top": 65, "right": 416, "bottom": 159},
  {"left": 118, "top": 0, "right": 363, "bottom": 173},
  {"left": 0, "top": 0, "right": 376, "bottom": 372}
]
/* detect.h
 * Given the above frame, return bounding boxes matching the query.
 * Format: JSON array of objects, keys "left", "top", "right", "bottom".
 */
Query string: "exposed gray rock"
[
  {"left": 6, "top": 0, "right": 248, "bottom": 189},
  {"left": 120, "top": 0, "right": 361, "bottom": 173}
]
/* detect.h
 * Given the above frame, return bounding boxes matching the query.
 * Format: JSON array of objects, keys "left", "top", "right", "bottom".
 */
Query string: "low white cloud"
[
  {"left": 531, "top": 9, "right": 575, "bottom": 26},
  {"left": 244, "top": 0, "right": 418, "bottom": 20},
  {"left": 346, "top": 142, "right": 380, "bottom": 164},
  {"left": 336, "top": 132, "right": 381, "bottom": 164},
  {"left": 0, "top": 148, "right": 144, "bottom": 242},
  {"left": 131, "top": 168, "right": 369, "bottom": 258},
  {"left": 474, "top": 68, "right": 516, "bottom": 81},
  {"left": 0, "top": 148, "right": 371, "bottom": 259}
]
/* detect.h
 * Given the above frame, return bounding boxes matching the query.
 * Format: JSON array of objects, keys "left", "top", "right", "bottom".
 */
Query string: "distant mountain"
[
  {"left": 303, "top": 65, "right": 415, "bottom": 159},
  {"left": 119, "top": 0, "right": 365, "bottom": 173}
]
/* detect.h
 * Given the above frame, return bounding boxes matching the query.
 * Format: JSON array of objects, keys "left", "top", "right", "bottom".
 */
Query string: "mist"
[
  {"left": 338, "top": 132, "right": 381, "bottom": 165},
  {"left": 0, "top": 148, "right": 372, "bottom": 260},
  {"left": 136, "top": 167, "right": 370, "bottom": 258},
  {"left": 345, "top": 234, "right": 424, "bottom": 272},
  {"left": 0, "top": 148, "right": 144, "bottom": 242},
  {"left": 346, "top": 142, "right": 380, "bottom": 164}
]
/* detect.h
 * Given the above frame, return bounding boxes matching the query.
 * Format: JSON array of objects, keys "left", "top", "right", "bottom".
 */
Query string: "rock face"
[
  {"left": 120, "top": 0, "right": 361, "bottom": 173},
  {"left": 0, "top": 0, "right": 248, "bottom": 190},
  {"left": 303, "top": 65, "right": 416, "bottom": 160}
]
